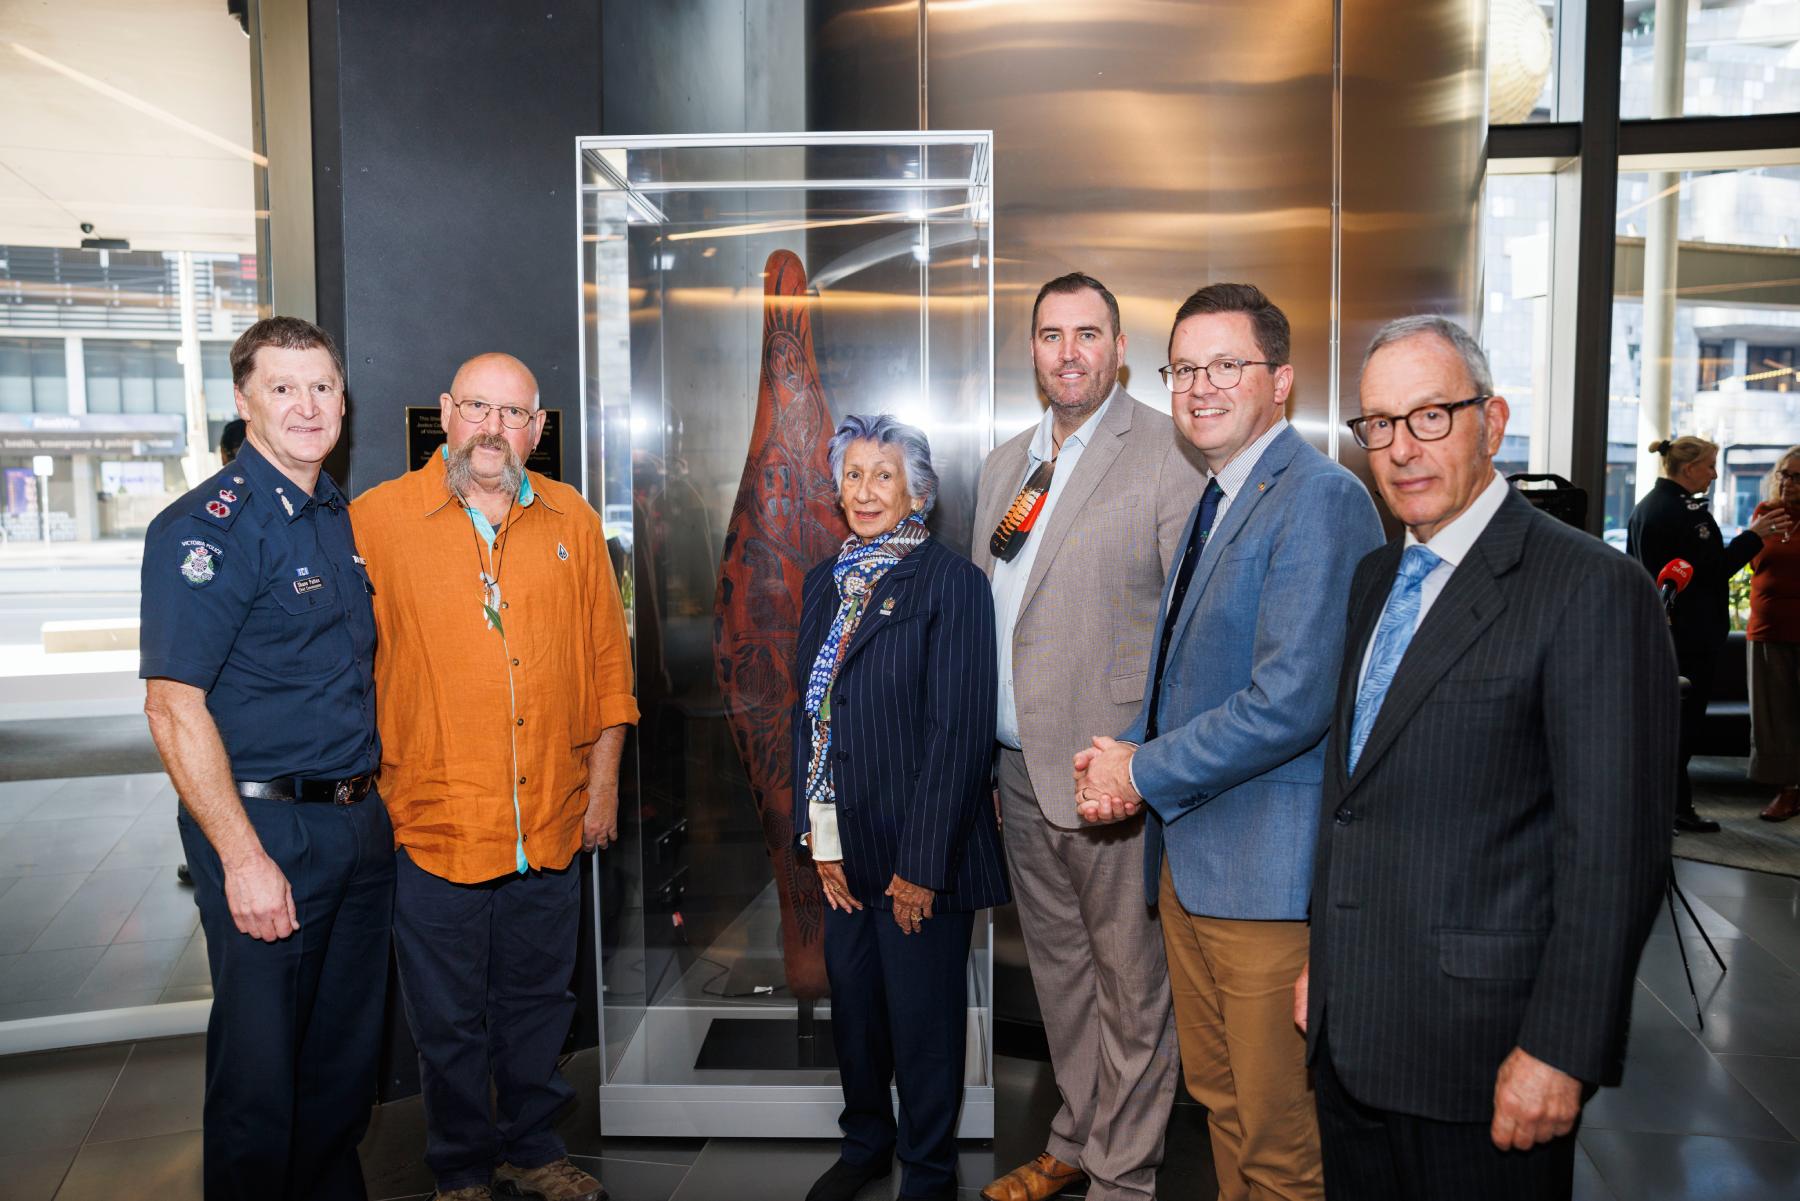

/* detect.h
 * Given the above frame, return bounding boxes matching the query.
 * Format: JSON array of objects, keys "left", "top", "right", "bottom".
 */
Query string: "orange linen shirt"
[{"left": 351, "top": 451, "right": 638, "bottom": 883}]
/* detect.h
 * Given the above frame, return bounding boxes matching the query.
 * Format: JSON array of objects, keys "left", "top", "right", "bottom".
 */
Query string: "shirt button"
[
  {"left": 516, "top": 717, "right": 524, "bottom": 726},
  {"left": 512, "top": 658, "right": 520, "bottom": 666},
  {"left": 500, "top": 601, "right": 509, "bottom": 609},
  {"left": 518, "top": 775, "right": 526, "bottom": 785}
]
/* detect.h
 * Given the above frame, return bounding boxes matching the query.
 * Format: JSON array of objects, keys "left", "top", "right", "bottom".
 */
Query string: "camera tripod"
[{"left": 1664, "top": 866, "right": 1727, "bottom": 1029}]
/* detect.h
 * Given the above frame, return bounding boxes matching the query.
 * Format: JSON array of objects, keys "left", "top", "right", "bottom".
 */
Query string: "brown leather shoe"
[
  {"left": 494, "top": 1158, "right": 606, "bottom": 1201},
  {"left": 1761, "top": 786, "right": 1800, "bottom": 822},
  {"left": 980, "top": 1152, "right": 1085, "bottom": 1201}
]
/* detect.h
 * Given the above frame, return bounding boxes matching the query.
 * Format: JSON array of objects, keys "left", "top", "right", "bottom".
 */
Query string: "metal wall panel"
[
  {"left": 1338, "top": 0, "right": 1485, "bottom": 472},
  {"left": 917, "top": 0, "right": 1337, "bottom": 442}
]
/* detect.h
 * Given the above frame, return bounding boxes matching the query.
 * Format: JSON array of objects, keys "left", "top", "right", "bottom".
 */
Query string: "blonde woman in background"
[{"left": 1628, "top": 436, "right": 1793, "bottom": 833}]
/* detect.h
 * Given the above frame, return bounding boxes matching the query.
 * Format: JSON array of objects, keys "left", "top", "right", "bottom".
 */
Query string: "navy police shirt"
[{"left": 139, "top": 440, "right": 378, "bottom": 781}]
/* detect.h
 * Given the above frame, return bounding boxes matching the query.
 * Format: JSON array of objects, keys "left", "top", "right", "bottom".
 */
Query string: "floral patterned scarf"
[{"left": 802, "top": 513, "right": 930, "bottom": 809}]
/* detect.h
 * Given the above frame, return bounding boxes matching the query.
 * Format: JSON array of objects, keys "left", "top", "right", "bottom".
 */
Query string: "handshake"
[{"left": 1072, "top": 736, "right": 1144, "bottom": 824}]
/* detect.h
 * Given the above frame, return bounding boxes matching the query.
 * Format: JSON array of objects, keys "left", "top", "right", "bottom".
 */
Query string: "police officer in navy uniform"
[
  {"left": 141, "top": 316, "right": 391, "bottom": 1201},
  {"left": 1628, "top": 435, "right": 1793, "bottom": 834}
]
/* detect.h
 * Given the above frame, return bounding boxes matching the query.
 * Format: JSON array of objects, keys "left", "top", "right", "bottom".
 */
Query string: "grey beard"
[{"left": 445, "top": 433, "right": 525, "bottom": 500}]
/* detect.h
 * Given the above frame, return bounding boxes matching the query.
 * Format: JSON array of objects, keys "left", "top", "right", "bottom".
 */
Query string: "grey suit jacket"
[{"left": 972, "top": 386, "right": 1207, "bottom": 826}]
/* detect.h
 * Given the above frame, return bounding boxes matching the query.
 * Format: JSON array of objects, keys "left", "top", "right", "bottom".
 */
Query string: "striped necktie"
[{"left": 1347, "top": 544, "right": 1442, "bottom": 773}]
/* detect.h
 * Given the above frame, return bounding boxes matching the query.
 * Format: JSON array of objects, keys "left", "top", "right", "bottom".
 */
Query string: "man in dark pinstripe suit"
[{"left": 1298, "top": 317, "right": 1677, "bottom": 1200}]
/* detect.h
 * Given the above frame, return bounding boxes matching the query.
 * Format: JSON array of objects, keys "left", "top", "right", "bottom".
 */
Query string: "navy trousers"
[
  {"left": 1313, "top": 1028, "right": 1577, "bottom": 1201},
  {"left": 392, "top": 849, "right": 582, "bottom": 1192},
  {"left": 178, "top": 794, "right": 394, "bottom": 1201},
  {"left": 824, "top": 902, "right": 974, "bottom": 1197}
]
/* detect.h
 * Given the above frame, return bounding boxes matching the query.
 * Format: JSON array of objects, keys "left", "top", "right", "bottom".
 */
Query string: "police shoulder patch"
[{"left": 178, "top": 539, "right": 222, "bottom": 587}]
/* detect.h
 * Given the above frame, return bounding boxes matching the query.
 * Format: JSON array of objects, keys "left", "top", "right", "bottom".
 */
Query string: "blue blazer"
[
  {"left": 1119, "top": 425, "right": 1385, "bottom": 919},
  {"left": 792, "top": 537, "right": 1009, "bottom": 913}
]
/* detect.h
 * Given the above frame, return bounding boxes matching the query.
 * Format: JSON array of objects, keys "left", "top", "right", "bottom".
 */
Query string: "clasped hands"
[
  {"left": 815, "top": 860, "right": 935, "bottom": 935},
  {"left": 1073, "top": 736, "right": 1143, "bottom": 824}
]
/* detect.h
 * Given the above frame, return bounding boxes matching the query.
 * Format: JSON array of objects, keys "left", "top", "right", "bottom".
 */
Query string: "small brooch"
[{"left": 880, "top": 597, "right": 897, "bottom": 615}]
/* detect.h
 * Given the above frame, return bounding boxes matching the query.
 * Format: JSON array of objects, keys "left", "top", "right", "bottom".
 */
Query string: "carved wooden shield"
[{"left": 712, "top": 250, "right": 847, "bottom": 1000}]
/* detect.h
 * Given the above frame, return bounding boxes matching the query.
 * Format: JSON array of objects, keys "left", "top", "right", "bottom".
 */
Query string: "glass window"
[
  {"left": 1609, "top": 163, "right": 1800, "bottom": 533},
  {"left": 0, "top": 336, "right": 69, "bottom": 413},
  {"left": 1622, "top": 0, "right": 1800, "bottom": 120},
  {"left": 83, "top": 340, "right": 185, "bottom": 415},
  {"left": 1698, "top": 339, "right": 1731, "bottom": 391},
  {"left": 0, "top": 0, "right": 269, "bottom": 1045},
  {"left": 201, "top": 342, "right": 236, "bottom": 418},
  {"left": 1745, "top": 344, "right": 1795, "bottom": 392},
  {"left": 1489, "top": 0, "right": 1558, "bottom": 123},
  {"left": 1480, "top": 174, "right": 1555, "bottom": 475}
]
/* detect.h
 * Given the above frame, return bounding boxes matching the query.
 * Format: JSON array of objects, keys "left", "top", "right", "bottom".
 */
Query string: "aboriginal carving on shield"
[{"left": 713, "top": 250, "right": 846, "bottom": 1000}]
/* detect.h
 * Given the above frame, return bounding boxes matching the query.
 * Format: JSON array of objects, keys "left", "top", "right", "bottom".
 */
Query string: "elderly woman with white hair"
[{"left": 793, "top": 413, "right": 1008, "bottom": 1201}]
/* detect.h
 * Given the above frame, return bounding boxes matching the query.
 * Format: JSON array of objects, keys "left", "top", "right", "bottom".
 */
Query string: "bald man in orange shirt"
[{"left": 353, "top": 353, "right": 637, "bottom": 1201}]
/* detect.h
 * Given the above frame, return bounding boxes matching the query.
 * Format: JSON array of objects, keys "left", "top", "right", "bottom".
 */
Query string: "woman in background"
[
  {"left": 1629, "top": 435, "right": 1792, "bottom": 833},
  {"left": 1748, "top": 447, "right": 1800, "bottom": 822}
]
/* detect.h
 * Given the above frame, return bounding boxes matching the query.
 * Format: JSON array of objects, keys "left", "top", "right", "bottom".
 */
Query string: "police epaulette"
[{"left": 194, "top": 480, "right": 248, "bottom": 530}]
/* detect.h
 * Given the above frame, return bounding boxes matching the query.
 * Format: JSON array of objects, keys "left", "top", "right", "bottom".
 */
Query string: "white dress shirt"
[
  {"left": 992, "top": 393, "right": 1115, "bottom": 750},
  {"left": 1355, "top": 470, "right": 1510, "bottom": 689},
  {"left": 1208, "top": 417, "right": 1289, "bottom": 528}
]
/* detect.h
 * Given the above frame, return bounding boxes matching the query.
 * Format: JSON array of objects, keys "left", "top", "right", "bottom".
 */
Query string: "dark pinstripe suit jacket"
[
  {"left": 1306, "top": 489, "right": 1678, "bottom": 1122},
  {"left": 791, "top": 536, "right": 1010, "bottom": 913}
]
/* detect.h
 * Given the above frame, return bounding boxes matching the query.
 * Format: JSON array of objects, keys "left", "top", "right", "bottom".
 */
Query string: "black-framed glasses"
[
  {"left": 1158, "top": 357, "right": 1278, "bottom": 393},
  {"left": 1346, "top": 396, "right": 1489, "bottom": 450},
  {"left": 1779, "top": 470, "right": 1800, "bottom": 485},
  {"left": 452, "top": 398, "right": 540, "bottom": 429}
]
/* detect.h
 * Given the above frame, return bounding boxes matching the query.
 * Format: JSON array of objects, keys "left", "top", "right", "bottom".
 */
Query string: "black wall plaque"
[{"left": 405, "top": 406, "right": 564, "bottom": 483}]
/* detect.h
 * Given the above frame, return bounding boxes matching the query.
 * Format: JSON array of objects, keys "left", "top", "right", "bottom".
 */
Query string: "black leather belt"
[{"left": 237, "top": 774, "right": 375, "bottom": 805}]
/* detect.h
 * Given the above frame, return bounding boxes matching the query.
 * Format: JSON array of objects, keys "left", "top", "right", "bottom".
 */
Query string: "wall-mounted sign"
[
  {"left": 405, "top": 406, "right": 564, "bottom": 483},
  {"left": 0, "top": 414, "right": 186, "bottom": 456}
]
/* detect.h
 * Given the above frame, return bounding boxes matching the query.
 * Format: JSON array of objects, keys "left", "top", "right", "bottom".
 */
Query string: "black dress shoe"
[
  {"left": 807, "top": 1157, "right": 891, "bottom": 1201},
  {"left": 1674, "top": 812, "right": 1721, "bottom": 834},
  {"left": 176, "top": 863, "right": 193, "bottom": 885}
]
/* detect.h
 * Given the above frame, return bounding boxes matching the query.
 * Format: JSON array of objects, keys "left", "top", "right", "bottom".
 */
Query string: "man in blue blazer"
[{"left": 1077, "top": 284, "right": 1383, "bottom": 1201}]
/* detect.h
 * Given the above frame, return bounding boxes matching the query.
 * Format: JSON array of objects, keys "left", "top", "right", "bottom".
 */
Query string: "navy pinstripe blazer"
[
  {"left": 791, "top": 536, "right": 1009, "bottom": 913},
  {"left": 1305, "top": 489, "right": 1678, "bottom": 1122}
]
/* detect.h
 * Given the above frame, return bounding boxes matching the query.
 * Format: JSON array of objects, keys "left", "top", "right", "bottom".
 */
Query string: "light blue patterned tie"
[{"left": 1347, "top": 544, "right": 1443, "bottom": 773}]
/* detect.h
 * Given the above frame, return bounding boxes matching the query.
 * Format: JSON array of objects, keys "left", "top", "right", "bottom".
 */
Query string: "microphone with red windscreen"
[{"left": 1656, "top": 559, "right": 1694, "bottom": 613}]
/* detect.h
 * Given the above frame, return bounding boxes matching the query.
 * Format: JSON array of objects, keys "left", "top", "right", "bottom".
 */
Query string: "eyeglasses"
[
  {"left": 452, "top": 398, "right": 540, "bottom": 429},
  {"left": 1346, "top": 397, "right": 1489, "bottom": 450},
  {"left": 1779, "top": 471, "right": 1800, "bottom": 485},
  {"left": 1158, "top": 357, "right": 1278, "bottom": 393}
]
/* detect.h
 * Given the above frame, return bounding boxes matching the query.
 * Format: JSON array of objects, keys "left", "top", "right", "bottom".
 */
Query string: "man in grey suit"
[
  {"left": 1077, "top": 283, "right": 1384, "bottom": 1201},
  {"left": 972, "top": 273, "right": 1203, "bottom": 1201},
  {"left": 1297, "top": 317, "right": 1675, "bottom": 1200}
]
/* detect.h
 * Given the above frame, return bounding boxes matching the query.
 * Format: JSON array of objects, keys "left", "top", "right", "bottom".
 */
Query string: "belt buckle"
[{"left": 334, "top": 779, "right": 353, "bottom": 806}]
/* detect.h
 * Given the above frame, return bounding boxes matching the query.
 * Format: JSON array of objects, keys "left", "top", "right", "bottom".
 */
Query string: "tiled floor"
[
  {"left": 0, "top": 774, "right": 209, "bottom": 1022},
  {"left": 0, "top": 856, "right": 1795, "bottom": 1199}
]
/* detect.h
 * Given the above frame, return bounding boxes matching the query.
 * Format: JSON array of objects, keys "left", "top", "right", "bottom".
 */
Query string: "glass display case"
[{"left": 576, "top": 132, "right": 996, "bottom": 1137}]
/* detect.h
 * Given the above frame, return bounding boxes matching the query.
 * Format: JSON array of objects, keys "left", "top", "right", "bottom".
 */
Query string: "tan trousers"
[
  {"left": 999, "top": 749, "right": 1179, "bottom": 1201},
  {"left": 1160, "top": 863, "right": 1322, "bottom": 1201}
]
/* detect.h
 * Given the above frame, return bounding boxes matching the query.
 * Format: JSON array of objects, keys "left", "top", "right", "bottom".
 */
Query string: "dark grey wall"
[{"left": 308, "top": 0, "right": 603, "bottom": 494}]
